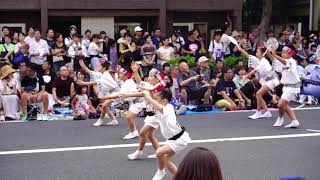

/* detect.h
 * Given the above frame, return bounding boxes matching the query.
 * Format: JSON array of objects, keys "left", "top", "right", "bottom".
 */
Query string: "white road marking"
[
  {"left": 1, "top": 133, "right": 320, "bottom": 155},
  {"left": 306, "top": 129, "right": 320, "bottom": 133}
]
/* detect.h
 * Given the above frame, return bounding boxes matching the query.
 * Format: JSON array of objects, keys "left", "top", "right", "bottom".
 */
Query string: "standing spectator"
[
  {"left": 12, "top": 32, "right": 19, "bottom": 44},
  {"left": 152, "top": 28, "right": 163, "bottom": 49},
  {"left": 239, "top": 30, "right": 248, "bottom": 51},
  {"left": 119, "top": 33, "right": 136, "bottom": 68},
  {"left": 45, "top": 29, "right": 55, "bottom": 48},
  {"left": 208, "top": 31, "right": 224, "bottom": 60},
  {"left": 229, "top": 31, "right": 242, "bottom": 57},
  {"left": 248, "top": 28, "right": 259, "bottom": 54},
  {"left": 64, "top": 25, "right": 77, "bottom": 48},
  {"left": 132, "top": 26, "right": 145, "bottom": 62},
  {"left": 12, "top": 32, "right": 29, "bottom": 68},
  {"left": 221, "top": 25, "right": 232, "bottom": 57},
  {"left": 182, "top": 30, "right": 201, "bottom": 58},
  {"left": 213, "top": 67, "right": 245, "bottom": 110},
  {"left": 51, "top": 33, "right": 67, "bottom": 73},
  {"left": 169, "top": 33, "right": 182, "bottom": 54},
  {"left": 174, "top": 147, "right": 223, "bottom": 180},
  {"left": 117, "top": 28, "right": 127, "bottom": 44},
  {"left": 68, "top": 34, "right": 86, "bottom": 71},
  {"left": 286, "top": 25, "right": 295, "bottom": 43},
  {"left": 106, "top": 39, "right": 119, "bottom": 72},
  {"left": 24, "top": 26, "right": 35, "bottom": 45},
  {"left": 157, "top": 37, "right": 174, "bottom": 68},
  {"left": 177, "top": 62, "right": 211, "bottom": 112},
  {"left": 20, "top": 63, "right": 49, "bottom": 121},
  {"left": 140, "top": 35, "right": 157, "bottom": 74},
  {"left": 0, "top": 35, "right": 15, "bottom": 62},
  {"left": 0, "top": 65, "right": 20, "bottom": 120},
  {"left": 52, "top": 66, "right": 75, "bottom": 107},
  {"left": 29, "top": 29, "right": 50, "bottom": 74},
  {"left": 99, "top": 31, "right": 109, "bottom": 55},
  {"left": 40, "top": 61, "right": 56, "bottom": 94},
  {"left": 81, "top": 29, "right": 92, "bottom": 50},
  {"left": 88, "top": 34, "right": 103, "bottom": 71},
  {"left": 1, "top": 26, "right": 10, "bottom": 44}
]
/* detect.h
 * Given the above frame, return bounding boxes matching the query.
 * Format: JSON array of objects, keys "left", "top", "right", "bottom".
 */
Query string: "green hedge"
[{"left": 167, "top": 55, "right": 248, "bottom": 71}]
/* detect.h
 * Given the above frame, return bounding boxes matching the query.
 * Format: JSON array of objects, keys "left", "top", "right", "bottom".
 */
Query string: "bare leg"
[
  {"left": 40, "top": 93, "right": 49, "bottom": 113},
  {"left": 256, "top": 86, "right": 270, "bottom": 111},
  {"left": 100, "top": 100, "right": 116, "bottom": 120},
  {"left": 156, "top": 145, "right": 177, "bottom": 175},
  {"left": 124, "top": 111, "right": 137, "bottom": 132},
  {"left": 138, "top": 125, "right": 153, "bottom": 151},
  {"left": 21, "top": 93, "right": 29, "bottom": 115},
  {"left": 148, "top": 128, "right": 159, "bottom": 151},
  {"left": 277, "top": 99, "right": 287, "bottom": 118},
  {"left": 180, "top": 88, "right": 188, "bottom": 105}
]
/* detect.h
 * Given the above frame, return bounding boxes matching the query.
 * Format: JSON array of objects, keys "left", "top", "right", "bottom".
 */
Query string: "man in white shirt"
[
  {"left": 221, "top": 26, "right": 232, "bottom": 57},
  {"left": 208, "top": 31, "right": 224, "bottom": 60},
  {"left": 29, "top": 29, "right": 50, "bottom": 74}
]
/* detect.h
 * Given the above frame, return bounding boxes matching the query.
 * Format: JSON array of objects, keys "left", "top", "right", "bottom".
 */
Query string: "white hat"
[
  {"left": 198, "top": 56, "right": 209, "bottom": 64},
  {"left": 134, "top": 26, "right": 143, "bottom": 32}
]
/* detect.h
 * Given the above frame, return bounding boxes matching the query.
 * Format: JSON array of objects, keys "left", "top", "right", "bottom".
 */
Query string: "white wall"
[{"left": 81, "top": 17, "right": 114, "bottom": 38}]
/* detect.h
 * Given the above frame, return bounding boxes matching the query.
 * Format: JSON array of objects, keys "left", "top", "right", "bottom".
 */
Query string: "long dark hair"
[{"left": 174, "top": 147, "right": 223, "bottom": 180}]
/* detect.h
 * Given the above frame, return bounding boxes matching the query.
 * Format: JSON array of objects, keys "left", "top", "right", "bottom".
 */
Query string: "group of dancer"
[
  {"left": 75, "top": 41, "right": 302, "bottom": 179},
  {"left": 77, "top": 60, "right": 191, "bottom": 180},
  {"left": 238, "top": 44, "right": 301, "bottom": 128}
]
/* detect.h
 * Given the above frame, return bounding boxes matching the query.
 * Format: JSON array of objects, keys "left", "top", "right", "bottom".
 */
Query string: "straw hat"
[{"left": 1, "top": 65, "right": 16, "bottom": 80}]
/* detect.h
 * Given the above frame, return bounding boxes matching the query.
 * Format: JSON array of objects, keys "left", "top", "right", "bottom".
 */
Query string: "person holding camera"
[
  {"left": 176, "top": 61, "right": 211, "bottom": 114},
  {"left": 68, "top": 34, "right": 87, "bottom": 72}
]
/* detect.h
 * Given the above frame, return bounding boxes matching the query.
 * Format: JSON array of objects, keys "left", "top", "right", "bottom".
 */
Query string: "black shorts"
[{"left": 187, "top": 86, "right": 208, "bottom": 100}]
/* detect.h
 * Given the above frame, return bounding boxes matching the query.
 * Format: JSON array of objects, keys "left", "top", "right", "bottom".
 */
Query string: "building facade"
[{"left": 0, "top": 0, "right": 242, "bottom": 45}]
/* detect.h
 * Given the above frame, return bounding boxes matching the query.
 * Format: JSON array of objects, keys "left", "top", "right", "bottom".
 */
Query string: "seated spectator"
[
  {"left": 0, "top": 35, "right": 15, "bottom": 62},
  {"left": 174, "top": 147, "right": 223, "bottom": 180},
  {"left": 232, "top": 67, "right": 249, "bottom": 89},
  {"left": 21, "top": 63, "right": 49, "bottom": 120},
  {"left": 177, "top": 62, "right": 211, "bottom": 114},
  {"left": 140, "top": 35, "right": 157, "bottom": 75},
  {"left": 68, "top": 34, "right": 87, "bottom": 71},
  {"left": 52, "top": 66, "right": 75, "bottom": 107},
  {"left": 0, "top": 65, "right": 20, "bottom": 120},
  {"left": 119, "top": 33, "right": 137, "bottom": 68},
  {"left": 71, "top": 85, "right": 96, "bottom": 120},
  {"left": 13, "top": 61, "right": 28, "bottom": 92},
  {"left": 157, "top": 37, "right": 174, "bottom": 68},
  {"left": 213, "top": 67, "right": 245, "bottom": 110},
  {"left": 40, "top": 61, "right": 56, "bottom": 94},
  {"left": 66, "top": 63, "right": 75, "bottom": 80},
  {"left": 162, "top": 63, "right": 171, "bottom": 75},
  {"left": 197, "top": 56, "right": 216, "bottom": 87},
  {"left": 51, "top": 33, "right": 67, "bottom": 73}
]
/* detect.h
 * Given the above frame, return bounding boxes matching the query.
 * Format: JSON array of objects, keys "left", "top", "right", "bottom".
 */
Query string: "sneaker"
[
  {"left": 128, "top": 150, "right": 145, "bottom": 160},
  {"left": 93, "top": 118, "right": 104, "bottom": 127},
  {"left": 249, "top": 111, "right": 262, "bottom": 119},
  {"left": 273, "top": 117, "right": 284, "bottom": 127},
  {"left": 260, "top": 111, "right": 272, "bottom": 118},
  {"left": 176, "top": 105, "right": 188, "bottom": 115},
  {"left": 147, "top": 154, "right": 157, "bottom": 159},
  {"left": 152, "top": 169, "right": 166, "bottom": 180},
  {"left": 21, "top": 115, "right": 28, "bottom": 121},
  {"left": 123, "top": 130, "right": 139, "bottom": 140},
  {"left": 284, "top": 120, "right": 300, "bottom": 128},
  {"left": 36, "top": 114, "right": 43, "bottom": 121},
  {"left": 106, "top": 119, "right": 118, "bottom": 126},
  {"left": 42, "top": 114, "right": 48, "bottom": 121}
]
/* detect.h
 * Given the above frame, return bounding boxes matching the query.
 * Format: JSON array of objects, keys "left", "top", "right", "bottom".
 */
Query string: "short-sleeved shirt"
[
  {"left": 177, "top": 70, "right": 202, "bottom": 92},
  {"left": 52, "top": 77, "right": 74, "bottom": 98},
  {"left": 40, "top": 71, "right": 56, "bottom": 94},
  {"left": 213, "top": 78, "right": 237, "bottom": 103},
  {"left": 88, "top": 42, "right": 99, "bottom": 56},
  {"left": 197, "top": 68, "right": 214, "bottom": 82},
  {"left": 157, "top": 46, "right": 174, "bottom": 65},
  {"left": 156, "top": 103, "right": 183, "bottom": 140},
  {"left": 21, "top": 75, "right": 45, "bottom": 93}
]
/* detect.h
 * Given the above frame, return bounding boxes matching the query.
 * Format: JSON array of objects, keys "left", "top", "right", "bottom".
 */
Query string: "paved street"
[{"left": 1, "top": 107, "right": 320, "bottom": 180}]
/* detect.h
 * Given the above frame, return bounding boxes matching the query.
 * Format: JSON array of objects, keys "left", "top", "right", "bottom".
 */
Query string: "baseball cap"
[
  {"left": 198, "top": 56, "right": 209, "bottom": 64},
  {"left": 134, "top": 26, "right": 143, "bottom": 32}
]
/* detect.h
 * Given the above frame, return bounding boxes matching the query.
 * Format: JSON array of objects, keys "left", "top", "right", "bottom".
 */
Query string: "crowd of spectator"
[{"left": 0, "top": 23, "right": 319, "bottom": 121}]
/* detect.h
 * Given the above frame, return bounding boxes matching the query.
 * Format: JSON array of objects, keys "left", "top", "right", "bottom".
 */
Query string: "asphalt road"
[{"left": 1, "top": 107, "right": 320, "bottom": 180}]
